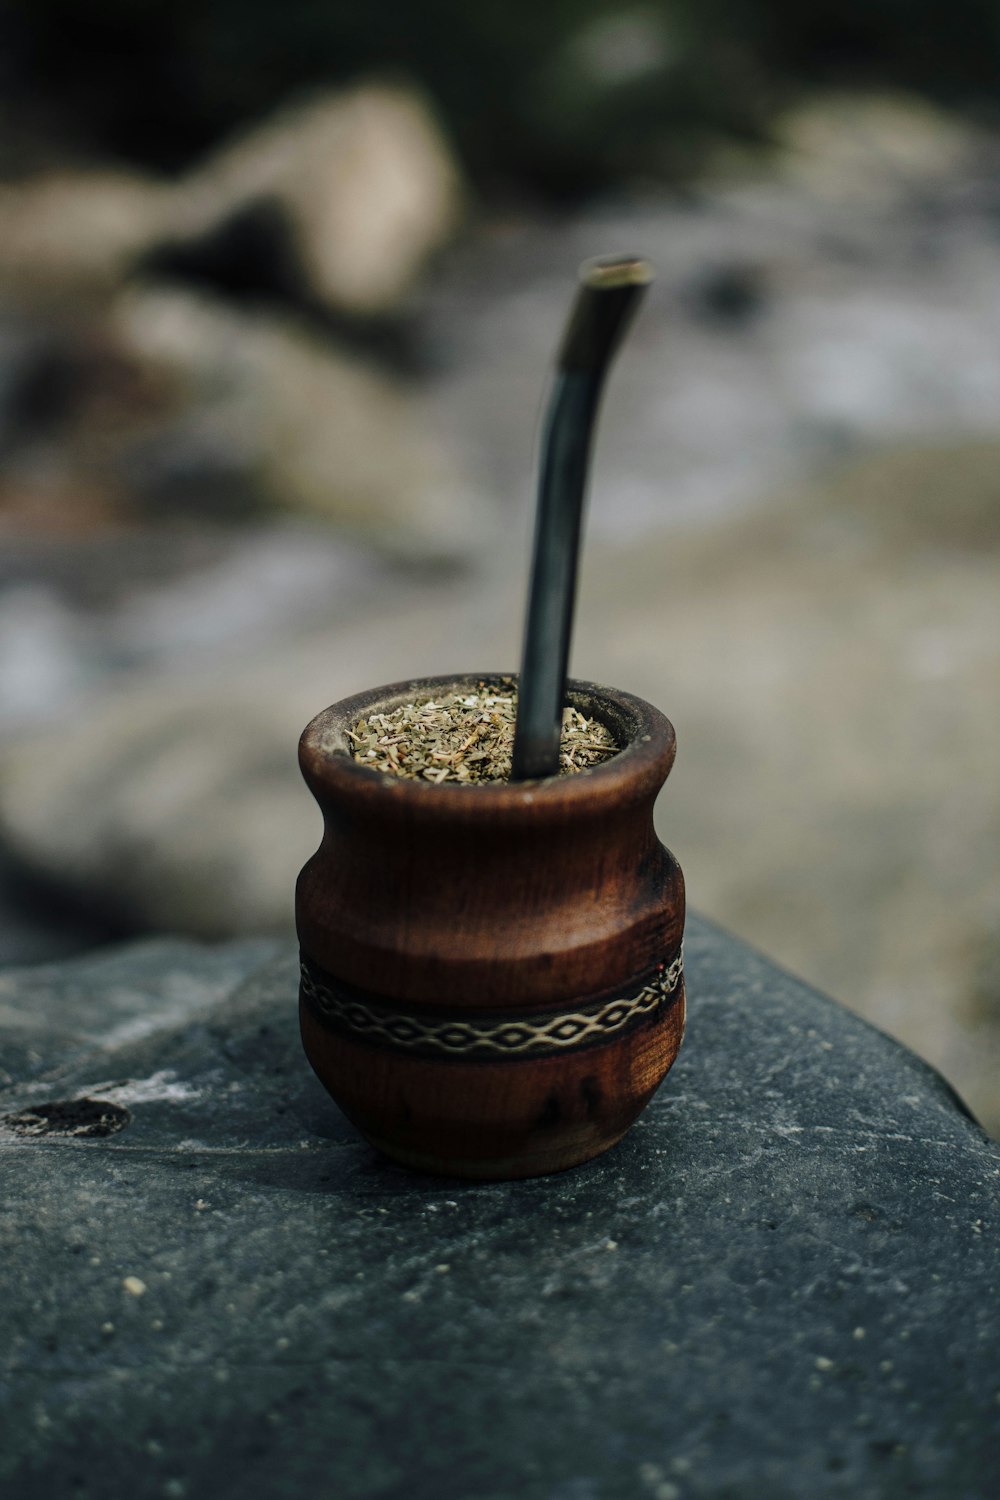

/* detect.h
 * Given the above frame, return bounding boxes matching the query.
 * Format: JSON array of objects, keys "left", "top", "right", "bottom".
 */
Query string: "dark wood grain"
[{"left": 296, "top": 673, "right": 686, "bottom": 1179}]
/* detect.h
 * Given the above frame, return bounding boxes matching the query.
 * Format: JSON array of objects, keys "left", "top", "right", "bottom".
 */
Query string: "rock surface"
[{"left": 1, "top": 917, "right": 998, "bottom": 1499}]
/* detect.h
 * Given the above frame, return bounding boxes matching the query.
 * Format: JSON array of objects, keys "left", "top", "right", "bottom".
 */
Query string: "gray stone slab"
[{"left": 1, "top": 915, "right": 998, "bottom": 1500}]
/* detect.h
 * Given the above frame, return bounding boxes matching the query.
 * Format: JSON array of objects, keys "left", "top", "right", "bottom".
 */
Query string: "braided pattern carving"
[{"left": 300, "top": 948, "right": 683, "bottom": 1060}]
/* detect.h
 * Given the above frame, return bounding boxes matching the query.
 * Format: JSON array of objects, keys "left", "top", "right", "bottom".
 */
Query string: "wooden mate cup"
[{"left": 296, "top": 672, "right": 685, "bottom": 1179}]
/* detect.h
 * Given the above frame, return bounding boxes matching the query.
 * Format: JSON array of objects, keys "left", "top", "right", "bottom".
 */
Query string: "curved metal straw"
[{"left": 511, "top": 256, "right": 654, "bottom": 781}]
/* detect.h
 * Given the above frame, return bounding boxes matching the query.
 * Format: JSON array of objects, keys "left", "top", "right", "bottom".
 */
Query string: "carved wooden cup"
[{"left": 296, "top": 674, "right": 685, "bottom": 1180}]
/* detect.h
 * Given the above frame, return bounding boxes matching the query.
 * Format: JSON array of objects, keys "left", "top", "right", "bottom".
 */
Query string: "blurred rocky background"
[{"left": 0, "top": 2, "right": 998, "bottom": 1131}]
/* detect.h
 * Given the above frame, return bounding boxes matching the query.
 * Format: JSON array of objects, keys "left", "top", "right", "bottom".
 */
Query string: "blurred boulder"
[
  {"left": 0, "top": 574, "right": 516, "bottom": 939},
  {"left": 0, "top": 82, "right": 475, "bottom": 553},
  {"left": 159, "top": 84, "right": 463, "bottom": 319},
  {"left": 771, "top": 92, "right": 978, "bottom": 201},
  {"left": 113, "top": 285, "right": 488, "bottom": 553},
  {"left": 0, "top": 690, "right": 311, "bottom": 938},
  {"left": 0, "top": 83, "right": 461, "bottom": 321},
  {"left": 0, "top": 172, "right": 169, "bottom": 299},
  {"left": 0, "top": 287, "right": 488, "bottom": 555}
]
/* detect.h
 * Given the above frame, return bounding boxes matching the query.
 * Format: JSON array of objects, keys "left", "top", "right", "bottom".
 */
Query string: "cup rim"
[{"left": 298, "top": 672, "right": 675, "bottom": 818}]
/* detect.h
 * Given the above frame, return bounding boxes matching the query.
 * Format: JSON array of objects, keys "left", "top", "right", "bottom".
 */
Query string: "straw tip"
[{"left": 579, "top": 255, "right": 655, "bottom": 290}]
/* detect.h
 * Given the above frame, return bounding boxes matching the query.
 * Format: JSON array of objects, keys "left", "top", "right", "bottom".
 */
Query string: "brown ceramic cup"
[{"left": 296, "top": 673, "right": 685, "bottom": 1179}]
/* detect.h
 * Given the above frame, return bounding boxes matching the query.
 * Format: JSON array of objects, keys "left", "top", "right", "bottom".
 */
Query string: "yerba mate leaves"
[{"left": 349, "top": 686, "right": 617, "bottom": 783}]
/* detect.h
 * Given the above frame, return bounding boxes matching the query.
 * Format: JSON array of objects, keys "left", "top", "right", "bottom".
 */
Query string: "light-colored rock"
[
  {"left": 772, "top": 91, "right": 979, "bottom": 202},
  {"left": 575, "top": 449, "right": 1000, "bottom": 1135},
  {"left": 0, "top": 171, "right": 170, "bottom": 297},
  {"left": 112, "top": 284, "right": 489, "bottom": 554},
  {"left": 0, "top": 83, "right": 461, "bottom": 317},
  {"left": 0, "top": 569, "right": 517, "bottom": 939},
  {"left": 174, "top": 83, "right": 463, "bottom": 315}
]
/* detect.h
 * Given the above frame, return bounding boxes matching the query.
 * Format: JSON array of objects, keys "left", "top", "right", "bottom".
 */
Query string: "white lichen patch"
[
  {"left": 100, "top": 1070, "right": 201, "bottom": 1105},
  {"left": 349, "top": 686, "right": 618, "bottom": 783}
]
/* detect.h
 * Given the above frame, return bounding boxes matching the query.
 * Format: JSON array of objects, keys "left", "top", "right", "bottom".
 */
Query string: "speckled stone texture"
[{"left": 1, "top": 915, "right": 997, "bottom": 1500}]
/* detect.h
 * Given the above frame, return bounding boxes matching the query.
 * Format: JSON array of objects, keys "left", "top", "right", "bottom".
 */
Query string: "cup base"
[
  {"left": 360, "top": 1118, "right": 639, "bottom": 1181},
  {"left": 300, "top": 975, "right": 685, "bottom": 1181}
]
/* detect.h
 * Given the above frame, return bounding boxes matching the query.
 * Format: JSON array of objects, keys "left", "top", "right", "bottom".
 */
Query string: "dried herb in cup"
[{"left": 349, "top": 685, "right": 618, "bottom": 784}]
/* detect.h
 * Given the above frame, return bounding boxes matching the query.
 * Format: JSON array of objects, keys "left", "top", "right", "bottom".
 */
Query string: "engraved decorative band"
[{"left": 299, "top": 947, "right": 683, "bottom": 1061}]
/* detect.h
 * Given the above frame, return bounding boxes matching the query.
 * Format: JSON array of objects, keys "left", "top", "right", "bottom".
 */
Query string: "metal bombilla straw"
[{"left": 510, "top": 255, "right": 654, "bottom": 781}]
